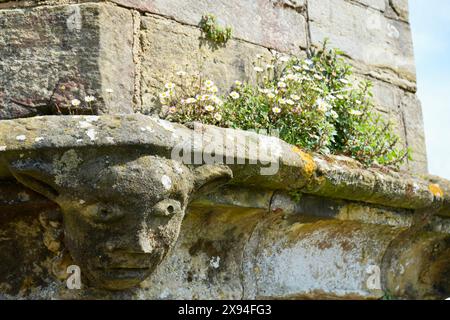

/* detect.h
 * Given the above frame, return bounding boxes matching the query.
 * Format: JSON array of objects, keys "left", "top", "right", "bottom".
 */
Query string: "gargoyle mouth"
[
  {"left": 84, "top": 249, "right": 166, "bottom": 289},
  {"left": 100, "top": 267, "right": 152, "bottom": 278},
  {"left": 91, "top": 267, "right": 155, "bottom": 289}
]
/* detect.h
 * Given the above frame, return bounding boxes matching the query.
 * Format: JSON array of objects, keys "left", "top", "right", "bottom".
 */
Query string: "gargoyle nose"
[
  {"left": 136, "top": 223, "right": 156, "bottom": 254},
  {"left": 104, "top": 200, "right": 182, "bottom": 254},
  {"left": 104, "top": 226, "right": 156, "bottom": 254}
]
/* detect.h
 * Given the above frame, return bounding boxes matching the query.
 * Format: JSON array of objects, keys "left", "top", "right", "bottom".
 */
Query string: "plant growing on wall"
[
  {"left": 157, "top": 42, "right": 410, "bottom": 168},
  {"left": 199, "top": 14, "right": 232, "bottom": 45}
]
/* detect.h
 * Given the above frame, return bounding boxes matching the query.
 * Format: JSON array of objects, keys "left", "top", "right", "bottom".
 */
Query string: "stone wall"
[
  {"left": 1, "top": 0, "right": 446, "bottom": 301},
  {"left": 0, "top": 0, "right": 427, "bottom": 172}
]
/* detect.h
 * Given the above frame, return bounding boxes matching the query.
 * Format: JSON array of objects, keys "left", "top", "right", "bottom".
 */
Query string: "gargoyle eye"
[
  {"left": 99, "top": 208, "right": 109, "bottom": 218},
  {"left": 153, "top": 199, "right": 181, "bottom": 217},
  {"left": 84, "top": 204, "right": 125, "bottom": 223}
]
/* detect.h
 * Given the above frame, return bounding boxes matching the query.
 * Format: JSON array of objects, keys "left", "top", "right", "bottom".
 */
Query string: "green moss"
[{"left": 199, "top": 14, "right": 232, "bottom": 45}]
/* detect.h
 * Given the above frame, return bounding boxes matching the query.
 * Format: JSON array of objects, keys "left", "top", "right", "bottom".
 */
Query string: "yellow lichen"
[
  {"left": 292, "top": 146, "right": 316, "bottom": 178},
  {"left": 428, "top": 184, "right": 444, "bottom": 198}
]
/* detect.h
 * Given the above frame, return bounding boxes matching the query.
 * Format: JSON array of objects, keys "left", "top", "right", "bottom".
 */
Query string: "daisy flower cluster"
[
  {"left": 158, "top": 41, "right": 409, "bottom": 167},
  {"left": 159, "top": 73, "right": 225, "bottom": 125}
]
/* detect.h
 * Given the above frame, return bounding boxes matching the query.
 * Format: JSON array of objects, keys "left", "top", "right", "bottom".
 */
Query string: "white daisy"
[
  {"left": 204, "top": 80, "right": 215, "bottom": 87},
  {"left": 315, "top": 98, "right": 330, "bottom": 113},
  {"left": 185, "top": 98, "right": 197, "bottom": 104},
  {"left": 229, "top": 91, "right": 240, "bottom": 100},
  {"left": 272, "top": 107, "right": 282, "bottom": 114},
  {"left": 84, "top": 96, "right": 96, "bottom": 103},
  {"left": 205, "top": 105, "right": 215, "bottom": 112},
  {"left": 211, "top": 96, "right": 224, "bottom": 106},
  {"left": 208, "top": 86, "right": 219, "bottom": 93},
  {"left": 71, "top": 99, "right": 81, "bottom": 107},
  {"left": 168, "top": 106, "right": 177, "bottom": 114},
  {"left": 165, "top": 82, "right": 176, "bottom": 90},
  {"left": 349, "top": 109, "right": 363, "bottom": 116},
  {"left": 286, "top": 99, "right": 295, "bottom": 105},
  {"left": 330, "top": 110, "right": 339, "bottom": 119}
]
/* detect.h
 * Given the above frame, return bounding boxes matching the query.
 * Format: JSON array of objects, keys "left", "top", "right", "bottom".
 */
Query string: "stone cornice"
[{"left": 1, "top": 114, "right": 448, "bottom": 216}]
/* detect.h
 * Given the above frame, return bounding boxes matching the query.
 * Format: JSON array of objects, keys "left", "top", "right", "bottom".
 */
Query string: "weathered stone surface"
[
  {"left": 0, "top": 3, "right": 135, "bottom": 119},
  {"left": 139, "top": 14, "right": 273, "bottom": 115},
  {"left": 401, "top": 92, "right": 428, "bottom": 173},
  {"left": 308, "top": 0, "right": 416, "bottom": 90},
  {"left": 0, "top": 0, "right": 428, "bottom": 177},
  {"left": 0, "top": 113, "right": 448, "bottom": 298},
  {"left": 145, "top": 209, "right": 448, "bottom": 300},
  {"left": 0, "top": 0, "right": 103, "bottom": 9},
  {"left": 114, "top": 0, "right": 308, "bottom": 54},
  {"left": 137, "top": 206, "right": 264, "bottom": 300},
  {"left": 389, "top": 0, "right": 409, "bottom": 21},
  {"left": 0, "top": 180, "right": 55, "bottom": 213},
  {"left": 355, "top": 0, "right": 386, "bottom": 11},
  {"left": 2, "top": 203, "right": 448, "bottom": 299},
  {"left": 270, "top": 191, "right": 418, "bottom": 228},
  {"left": 0, "top": 209, "right": 57, "bottom": 297},
  {"left": 429, "top": 175, "right": 450, "bottom": 218},
  {"left": 370, "top": 79, "right": 402, "bottom": 113},
  {"left": 243, "top": 217, "right": 398, "bottom": 299},
  {"left": 273, "top": 0, "right": 306, "bottom": 8},
  {"left": 382, "top": 226, "right": 450, "bottom": 299},
  {"left": 0, "top": 0, "right": 441, "bottom": 300}
]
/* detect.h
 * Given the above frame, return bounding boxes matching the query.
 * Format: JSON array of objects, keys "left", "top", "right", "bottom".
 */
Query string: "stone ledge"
[{"left": 0, "top": 114, "right": 447, "bottom": 215}]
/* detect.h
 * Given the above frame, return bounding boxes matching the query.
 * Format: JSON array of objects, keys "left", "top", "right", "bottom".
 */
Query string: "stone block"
[
  {"left": 113, "top": 0, "right": 308, "bottom": 54},
  {"left": 389, "top": 0, "right": 409, "bottom": 21},
  {"left": 308, "top": 0, "right": 416, "bottom": 90},
  {"left": 0, "top": 3, "right": 135, "bottom": 119},
  {"left": 401, "top": 92, "right": 428, "bottom": 173},
  {"left": 365, "top": 78, "right": 427, "bottom": 173},
  {"left": 371, "top": 78, "right": 402, "bottom": 113},
  {"left": 140, "top": 14, "right": 273, "bottom": 115},
  {"left": 346, "top": 74, "right": 426, "bottom": 172}
]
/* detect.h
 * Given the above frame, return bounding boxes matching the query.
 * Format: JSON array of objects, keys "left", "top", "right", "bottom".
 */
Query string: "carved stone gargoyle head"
[{"left": 7, "top": 148, "right": 232, "bottom": 290}]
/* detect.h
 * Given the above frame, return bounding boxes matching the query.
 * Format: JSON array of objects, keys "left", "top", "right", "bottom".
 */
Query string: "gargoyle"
[{"left": 6, "top": 148, "right": 231, "bottom": 290}]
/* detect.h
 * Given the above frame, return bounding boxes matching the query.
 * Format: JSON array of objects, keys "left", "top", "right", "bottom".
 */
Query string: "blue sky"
[{"left": 409, "top": 0, "right": 450, "bottom": 179}]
